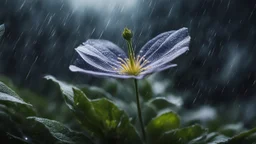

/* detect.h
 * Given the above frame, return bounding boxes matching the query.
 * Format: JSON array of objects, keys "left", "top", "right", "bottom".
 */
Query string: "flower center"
[
  {"left": 117, "top": 56, "right": 149, "bottom": 75},
  {"left": 114, "top": 28, "right": 150, "bottom": 76}
]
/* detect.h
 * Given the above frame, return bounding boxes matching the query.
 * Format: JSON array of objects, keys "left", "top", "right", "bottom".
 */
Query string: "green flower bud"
[{"left": 122, "top": 27, "right": 133, "bottom": 41}]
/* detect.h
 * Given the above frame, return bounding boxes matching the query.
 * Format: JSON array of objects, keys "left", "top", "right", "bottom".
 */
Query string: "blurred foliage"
[
  {"left": 0, "top": 24, "right": 4, "bottom": 39},
  {"left": 0, "top": 75, "right": 255, "bottom": 143}
]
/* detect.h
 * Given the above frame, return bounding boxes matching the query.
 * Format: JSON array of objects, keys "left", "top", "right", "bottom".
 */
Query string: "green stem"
[
  {"left": 134, "top": 79, "right": 147, "bottom": 143},
  {"left": 127, "top": 40, "right": 135, "bottom": 66}
]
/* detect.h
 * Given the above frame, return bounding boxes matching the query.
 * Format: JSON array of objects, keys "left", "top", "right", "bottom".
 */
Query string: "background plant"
[{"left": 0, "top": 75, "right": 256, "bottom": 144}]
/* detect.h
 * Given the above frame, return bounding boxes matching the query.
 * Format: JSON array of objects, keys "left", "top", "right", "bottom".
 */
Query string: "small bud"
[{"left": 122, "top": 27, "right": 133, "bottom": 40}]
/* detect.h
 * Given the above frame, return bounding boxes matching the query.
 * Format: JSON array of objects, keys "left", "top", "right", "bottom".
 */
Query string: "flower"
[{"left": 69, "top": 27, "right": 190, "bottom": 79}]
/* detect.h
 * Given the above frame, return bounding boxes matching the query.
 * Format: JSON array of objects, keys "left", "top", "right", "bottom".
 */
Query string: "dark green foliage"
[
  {"left": 27, "top": 117, "right": 93, "bottom": 144},
  {"left": 0, "top": 24, "right": 4, "bottom": 39},
  {"left": 46, "top": 76, "right": 141, "bottom": 144},
  {"left": 146, "top": 112, "right": 180, "bottom": 143},
  {"left": 0, "top": 76, "right": 256, "bottom": 144},
  {"left": 158, "top": 124, "right": 207, "bottom": 144}
]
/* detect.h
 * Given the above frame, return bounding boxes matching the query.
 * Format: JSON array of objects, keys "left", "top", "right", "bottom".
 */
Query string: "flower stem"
[
  {"left": 134, "top": 79, "right": 147, "bottom": 143},
  {"left": 127, "top": 39, "right": 135, "bottom": 66}
]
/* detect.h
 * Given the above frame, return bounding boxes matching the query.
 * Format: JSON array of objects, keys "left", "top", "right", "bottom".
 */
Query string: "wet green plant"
[
  {"left": 0, "top": 27, "right": 256, "bottom": 144},
  {"left": 0, "top": 76, "right": 256, "bottom": 143}
]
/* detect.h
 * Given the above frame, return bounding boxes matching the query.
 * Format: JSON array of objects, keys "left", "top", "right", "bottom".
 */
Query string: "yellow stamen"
[
  {"left": 119, "top": 28, "right": 150, "bottom": 75},
  {"left": 116, "top": 56, "right": 150, "bottom": 75}
]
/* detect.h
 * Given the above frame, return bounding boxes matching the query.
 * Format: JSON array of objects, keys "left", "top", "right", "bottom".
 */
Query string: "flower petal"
[
  {"left": 73, "top": 39, "right": 128, "bottom": 73},
  {"left": 142, "top": 63, "right": 177, "bottom": 75},
  {"left": 125, "top": 63, "right": 177, "bottom": 80},
  {"left": 84, "top": 39, "right": 127, "bottom": 61},
  {"left": 138, "top": 30, "right": 174, "bottom": 58},
  {"left": 147, "top": 46, "right": 189, "bottom": 68},
  {"left": 69, "top": 65, "right": 139, "bottom": 79},
  {"left": 76, "top": 46, "right": 119, "bottom": 72},
  {"left": 139, "top": 27, "right": 190, "bottom": 62}
]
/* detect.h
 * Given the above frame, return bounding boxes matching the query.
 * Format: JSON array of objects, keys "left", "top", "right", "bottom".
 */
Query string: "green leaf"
[
  {"left": 148, "top": 97, "right": 179, "bottom": 111},
  {"left": 28, "top": 117, "right": 93, "bottom": 144},
  {"left": 46, "top": 76, "right": 141, "bottom": 143},
  {"left": 80, "top": 86, "right": 113, "bottom": 100},
  {"left": 73, "top": 88, "right": 103, "bottom": 137},
  {"left": 0, "top": 82, "right": 35, "bottom": 116},
  {"left": 45, "top": 75, "right": 75, "bottom": 110},
  {"left": 92, "top": 98, "right": 141, "bottom": 143},
  {"left": 74, "top": 89, "right": 141, "bottom": 143},
  {"left": 218, "top": 123, "right": 244, "bottom": 137},
  {"left": 142, "top": 103, "right": 157, "bottom": 126},
  {"left": 0, "top": 92, "right": 32, "bottom": 106},
  {"left": 146, "top": 111, "right": 180, "bottom": 143},
  {"left": 45, "top": 76, "right": 103, "bottom": 136},
  {"left": 204, "top": 128, "right": 256, "bottom": 144},
  {"left": 139, "top": 80, "right": 153, "bottom": 101},
  {"left": 0, "top": 82, "right": 20, "bottom": 99},
  {"left": 159, "top": 124, "right": 207, "bottom": 144},
  {"left": 223, "top": 127, "right": 256, "bottom": 144},
  {"left": 203, "top": 132, "right": 229, "bottom": 143},
  {"left": 0, "top": 24, "right": 4, "bottom": 39}
]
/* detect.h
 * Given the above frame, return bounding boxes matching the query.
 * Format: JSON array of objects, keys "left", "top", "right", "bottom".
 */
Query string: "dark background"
[{"left": 0, "top": 0, "right": 256, "bottom": 106}]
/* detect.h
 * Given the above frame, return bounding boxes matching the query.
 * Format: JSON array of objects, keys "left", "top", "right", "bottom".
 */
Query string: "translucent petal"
[
  {"left": 138, "top": 30, "right": 174, "bottom": 58},
  {"left": 72, "top": 57, "right": 106, "bottom": 72},
  {"left": 139, "top": 27, "right": 189, "bottom": 62},
  {"left": 69, "top": 65, "right": 139, "bottom": 79},
  {"left": 76, "top": 42, "right": 125, "bottom": 67},
  {"left": 147, "top": 46, "right": 189, "bottom": 68},
  {"left": 84, "top": 39, "right": 127, "bottom": 61},
  {"left": 74, "top": 39, "right": 128, "bottom": 72},
  {"left": 75, "top": 48, "right": 118, "bottom": 72},
  {"left": 140, "top": 63, "right": 177, "bottom": 76}
]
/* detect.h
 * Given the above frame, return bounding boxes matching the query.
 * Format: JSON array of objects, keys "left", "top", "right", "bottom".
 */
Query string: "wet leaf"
[
  {"left": 221, "top": 127, "right": 256, "bottom": 144},
  {"left": 74, "top": 89, "right": 141, "bottom": 143},
  {"left": 45, "top": 75, "right": 75, "bottom": 110},
  {"left": 148, "top": 97, "right": 179, "bottom": 111},
  {"left": 0, "top": 92, "right": 32, "bottom": 106},
  {"left": 0, "top": 82, "right": 20, "bottom": 99},
  {"left": 158, "top": 124, "right": 207, "bottom": 144},
  {"left": 73, "top": 88, "right": 103, "bottom": 137},
  {"left": 80, "top": 85, "right": 113, "bottom": 99},
  {"left": 146, "top": 111, "right": 180, "bottom": 143},
  {"left": 142, "top": 102, "right": 157, "bottom": 126},
  {"left": 46, "top": 76, "right": 141, "bottom": 143},
  {"left": 0, "top": 82, "right": 35, "bottom": 116},
  {"left": 201, "top": 132, "right": 229, "bottom": 143},
  {"left": 28, "top": 117, "right": 93, "bottom": 144},
  {"left": 218, "top": 123, "right": 244, "bottom": 137},
  {"left": 45, "top": 76, "right": 102, "bottom": 136}
]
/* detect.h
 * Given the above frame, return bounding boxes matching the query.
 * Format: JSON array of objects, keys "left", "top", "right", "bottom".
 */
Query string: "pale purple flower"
[{"left": 69, "top": 27, "right": 190, "bottom": 79}]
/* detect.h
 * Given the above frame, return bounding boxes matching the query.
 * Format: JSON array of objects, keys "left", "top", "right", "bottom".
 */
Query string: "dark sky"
[{"left": 0, "top": 0, "right": 256, "bottom": 104}]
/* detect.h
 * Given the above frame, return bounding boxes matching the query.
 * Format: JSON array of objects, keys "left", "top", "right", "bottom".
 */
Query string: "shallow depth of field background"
[{"left": 0, "top": 0, "right": 256, "bottom": 127}]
